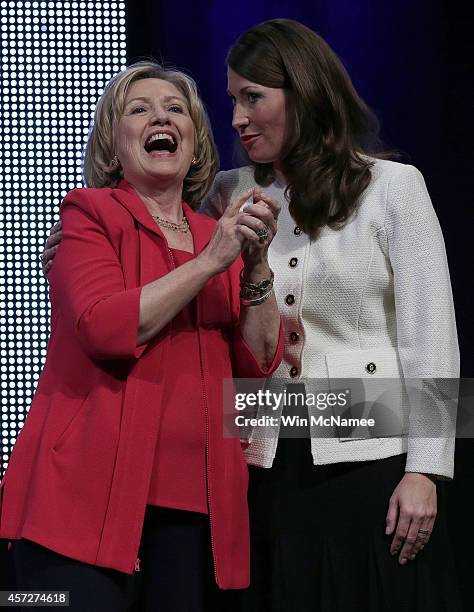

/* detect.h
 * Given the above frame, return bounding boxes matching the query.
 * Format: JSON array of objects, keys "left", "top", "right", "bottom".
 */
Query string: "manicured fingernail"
[
  {"left": 410, "top": 555, "right": 416, "bottom": 560},
  {"left": 385, "top": 526, "right": 390, "bottom": 535},
  {"left": 400, "top": 558, "right": 407, "bottom": 565}
]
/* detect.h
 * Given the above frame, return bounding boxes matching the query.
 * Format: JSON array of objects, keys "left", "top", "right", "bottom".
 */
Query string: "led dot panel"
[{"left": 1, "top": 1, "right": 127, "bottom": 478}]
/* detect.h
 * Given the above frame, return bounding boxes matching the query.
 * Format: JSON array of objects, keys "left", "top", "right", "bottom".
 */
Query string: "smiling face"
[
  {"left": 116, "top": 78, "right": 195, "bottom": 191},
  {"left": 227, "top": 67, "right": 288, "bottom": 167}
]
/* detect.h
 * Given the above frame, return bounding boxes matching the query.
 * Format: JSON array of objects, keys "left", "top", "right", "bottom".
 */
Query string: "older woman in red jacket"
[{"left": 0, "top": 62, "right": 283, "bottom": 611}]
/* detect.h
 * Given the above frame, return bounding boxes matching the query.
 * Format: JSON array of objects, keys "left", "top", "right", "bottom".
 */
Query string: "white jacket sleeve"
[{"left": 385, "top": 164, "right": 459, "bottom": 478}]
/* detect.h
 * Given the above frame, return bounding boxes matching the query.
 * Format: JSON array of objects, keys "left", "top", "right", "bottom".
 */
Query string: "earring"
[
  {"left": 111, "top": 154, "right": 120, "bottom": 168},
  {"left": 191, "top": 155, "right": 198, "bottom": 165}
]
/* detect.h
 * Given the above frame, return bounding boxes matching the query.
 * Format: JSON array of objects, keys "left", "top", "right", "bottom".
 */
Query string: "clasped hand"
[{"left": 203, "top": 188, "right": 280, "bottom": 274}]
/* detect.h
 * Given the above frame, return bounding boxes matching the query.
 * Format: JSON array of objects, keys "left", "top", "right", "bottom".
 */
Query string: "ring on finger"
[{"left": 256, "top": 226, "right": 269, "bottom": 243}]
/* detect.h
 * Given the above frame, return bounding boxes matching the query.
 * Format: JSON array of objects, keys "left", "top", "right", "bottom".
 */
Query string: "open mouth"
[{"left": 144, "top": 132, "right": 178, "bottom": 154}]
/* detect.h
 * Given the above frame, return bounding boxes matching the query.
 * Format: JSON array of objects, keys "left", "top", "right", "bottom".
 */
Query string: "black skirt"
[{"left": 243, "top": 437, "right": 461, "bottom": 612}]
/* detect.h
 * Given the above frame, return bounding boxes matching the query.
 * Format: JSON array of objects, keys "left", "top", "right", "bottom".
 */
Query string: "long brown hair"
[{"left": 227, "top": 19, "right": 389, "bottom": 234}]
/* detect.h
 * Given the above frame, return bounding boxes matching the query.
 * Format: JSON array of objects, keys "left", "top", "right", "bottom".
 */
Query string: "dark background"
[{"left": 2, "top": 0, "right": 472, "bottom": 607}]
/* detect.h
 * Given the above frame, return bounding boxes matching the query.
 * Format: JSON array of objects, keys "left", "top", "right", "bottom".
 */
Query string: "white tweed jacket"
[{"left": 200, "top": 159, "right": 459, "bottom": 478}]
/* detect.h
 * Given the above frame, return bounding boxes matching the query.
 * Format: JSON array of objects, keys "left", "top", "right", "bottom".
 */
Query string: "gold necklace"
[{"left": 151, "top": 214, "right": 189, "bottom": 233}]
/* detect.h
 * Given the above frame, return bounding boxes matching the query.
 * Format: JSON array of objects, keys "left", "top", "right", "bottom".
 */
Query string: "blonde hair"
[{"left": 83, "top": 61, "right": 219, "bottom": 208}]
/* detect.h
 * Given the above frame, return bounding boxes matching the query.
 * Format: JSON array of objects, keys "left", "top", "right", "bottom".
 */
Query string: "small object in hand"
[{"left": 239, "top": 195, "right": 254, "bottom": 213}]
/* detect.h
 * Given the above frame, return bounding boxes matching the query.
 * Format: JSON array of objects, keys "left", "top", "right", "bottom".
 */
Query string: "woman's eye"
[
  {"left": 169, "top": 105, "right": 184, "bottom": 113},
  {"left": 248, "top": 92, "right": 261, "bottom": 103},
  {"left": 131, "top": 106, "right": 146, "bottom": 114}
]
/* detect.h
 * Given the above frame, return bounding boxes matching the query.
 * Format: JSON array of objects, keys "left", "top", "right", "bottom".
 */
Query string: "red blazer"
[{"left": 0, "top": 180, "right": 283, "bottom": 588}]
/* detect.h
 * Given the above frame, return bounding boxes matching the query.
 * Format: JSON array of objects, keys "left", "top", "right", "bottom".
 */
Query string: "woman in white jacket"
[
  {"left": 202, "top": 18, "right": 460, "bottom": 612},
  {"left": 42, "top": 18, "right": 459, "bottom": 612}
]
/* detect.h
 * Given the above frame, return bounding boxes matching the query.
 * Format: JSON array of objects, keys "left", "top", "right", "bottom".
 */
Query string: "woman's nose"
[
  {"left": 232, "top": 104, "right": 249, "bottom": 130},
  {"left": 150, "top": 106, "right": 169, "bottom": 124}
]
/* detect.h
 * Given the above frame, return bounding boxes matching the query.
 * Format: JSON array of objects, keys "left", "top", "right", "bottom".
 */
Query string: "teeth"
[{"left": 146, "top": 133, "right": 175, "bottom": 146}]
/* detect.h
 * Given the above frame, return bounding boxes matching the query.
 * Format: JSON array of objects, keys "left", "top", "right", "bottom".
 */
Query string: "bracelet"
[
  {"left": 240, "top": 269, "right": 274, "bottom": 301},
  {"left": 240, "top": 287, "right": 274, "bottom": 306}
]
